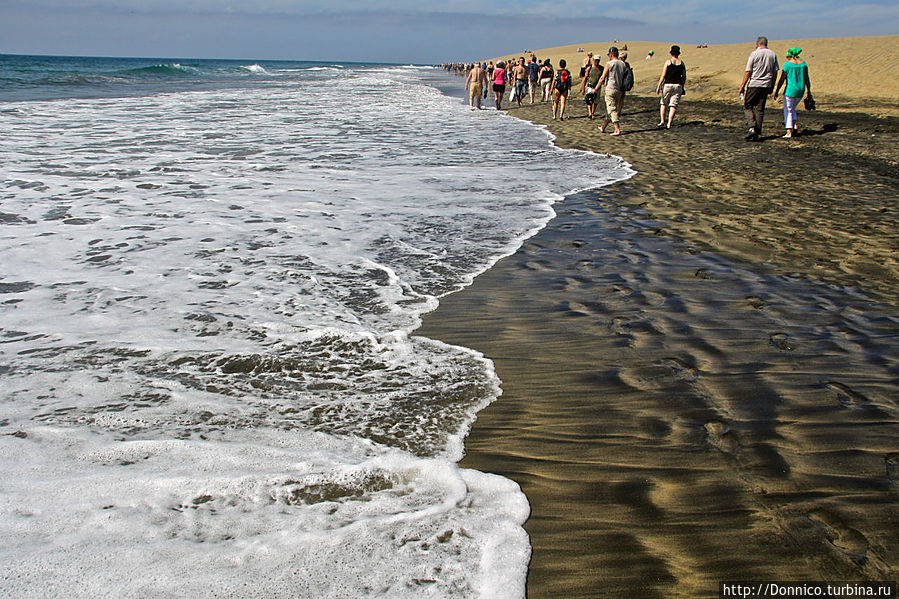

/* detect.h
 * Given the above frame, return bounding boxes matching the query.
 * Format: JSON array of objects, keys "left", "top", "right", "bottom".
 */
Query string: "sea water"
[{"left": 0, "top": 55, "right": 631, "bottom": 597}]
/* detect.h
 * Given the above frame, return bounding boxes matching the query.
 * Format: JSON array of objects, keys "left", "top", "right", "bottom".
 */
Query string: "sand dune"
[{"left": 489, "top": 35, "right": 899, "bottom": 116}]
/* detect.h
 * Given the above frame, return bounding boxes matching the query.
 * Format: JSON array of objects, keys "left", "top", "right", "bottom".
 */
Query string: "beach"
[{"left": 420, "top": 37, "right": 899, "bottom": 597}]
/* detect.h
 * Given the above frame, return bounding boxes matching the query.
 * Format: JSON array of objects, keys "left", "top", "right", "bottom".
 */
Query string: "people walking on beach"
[
  {"left": 538, "top": 59, "right": 554, "bottom": 102},
  {"left": 513, "top": 57, "right": 529, "bottom": 107},
  {"left": 656, "top": 45, "right": 687, "bottom": 128},
  {"left": 773, "top": 47, "right": 812, "bottom": 138},
  {"left": 739, "top": 36, "right": 779, "bottom": 141},
  {"left": 527, "top": 56, "right": 541, "bottom": 103},
  {"left": 552, "top": 59, "right": 572, "bottom": 120},
  {"left": 581, "top": 57, "right": 603, "bottom": 120},
  {"left": 597, "top": 47, "right": 629, "bottom": 135},
  {"left": 492, "top": 61, "right": 507, "bottom": 110}
]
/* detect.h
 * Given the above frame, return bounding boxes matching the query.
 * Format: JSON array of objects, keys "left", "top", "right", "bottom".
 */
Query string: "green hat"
[{"left": 787, "top": 47, "right": 802, "bottom": 58}]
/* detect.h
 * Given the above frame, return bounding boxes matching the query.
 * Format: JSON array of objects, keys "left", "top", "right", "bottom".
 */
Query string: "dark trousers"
[{"left": 744, "top": 86, "right": 772, "bottom": 134}]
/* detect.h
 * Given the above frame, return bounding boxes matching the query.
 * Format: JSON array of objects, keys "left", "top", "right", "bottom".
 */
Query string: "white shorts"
[{"left": 660, "top": 84, "right": 684, "bottom": 107}]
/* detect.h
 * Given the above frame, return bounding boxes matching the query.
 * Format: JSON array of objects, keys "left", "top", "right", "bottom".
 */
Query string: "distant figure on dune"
[
  {"left": 465, "top": 63, "right": 488, "bottom": 109},
  {"left": 774, "top": 47, "right": 813, "bottom": 138},
  {"left": 740, "top": 36, "right": 779, "bottom": 141},
  {"left": 656, "top": 45, "right": 687, "bottom": 128}
]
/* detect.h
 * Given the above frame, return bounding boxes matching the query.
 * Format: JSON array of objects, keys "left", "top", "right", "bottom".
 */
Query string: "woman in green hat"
[{"left": 774, "top": 47, "right": 812, "bottom": 138}]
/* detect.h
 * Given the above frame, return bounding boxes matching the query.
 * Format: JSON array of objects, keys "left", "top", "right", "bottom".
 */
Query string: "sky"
[{"left": 2, "top": 0, "right": 897, "bottom": 63}]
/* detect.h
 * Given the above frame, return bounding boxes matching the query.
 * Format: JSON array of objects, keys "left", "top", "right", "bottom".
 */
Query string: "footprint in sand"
[
  {"left": 808, "top": 509, "right": 869, "bottom": 566},
  {"left": 825, "top": 381, "right": 870, "bottom": 410},
  {"left": 662, "top": 357, "right": 700, "bottom": 382},
  {"left": 746, "top": 295, "right": 766, "bottom": 309},
  {"left": 557, "top": 276, "right": 591, "bottom": 292},
  {"left": 521, "top": 258, "right": 552, "bottom": 271},
  {"left": 704, "top": 419, "right": 741, "bottom": 456},
  {"left": 618, "top": 356, "right": 699, "bottom": 391},
  {"left": 769, "top": 332, "right": 795, "bottom": 351}
]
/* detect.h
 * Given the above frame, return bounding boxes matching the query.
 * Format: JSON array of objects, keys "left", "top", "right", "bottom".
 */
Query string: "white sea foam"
[
  {"left": 0, "top": 65, "right": 631, "bottom": 596},
  {"left": 241, "top": 64, "right": 270, "bottom": 75}
]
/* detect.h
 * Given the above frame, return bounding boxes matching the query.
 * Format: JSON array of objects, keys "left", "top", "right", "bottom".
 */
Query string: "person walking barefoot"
[
  {"left": 597, "top": 47, "right": 628, "bottom": 135},
  {"left": 656, "top": 45, "right": 686, "bottom": 128},
  {"left": 465, "top": 63, "right": 488, "bottom": 110},
  {"left": 527, "top": 56, "right": 541, "bottom": 104},
  {"left": 492, "top": 61, "right": 507, "bottom": 110},
  {"left": 552, "top": 59, "right": 572, "bottom": 120},
  {"left": 773, "top": 47, "right": 812, "bottom": 138},
  {"left": 538, "top": 59, "right": 554, "bottom": 102}
]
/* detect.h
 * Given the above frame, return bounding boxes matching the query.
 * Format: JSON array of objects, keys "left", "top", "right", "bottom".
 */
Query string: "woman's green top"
[{"left": 783, "top": 61, "right": 808, "bottom": 98}]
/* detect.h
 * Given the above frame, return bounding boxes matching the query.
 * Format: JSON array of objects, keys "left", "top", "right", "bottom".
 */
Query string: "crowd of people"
[{"left": 446, "top": 36, "right": 814, "bottom": 141}]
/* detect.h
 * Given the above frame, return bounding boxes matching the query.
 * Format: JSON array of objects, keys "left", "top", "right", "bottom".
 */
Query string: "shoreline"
[{"left": 418, "top": 92, "right": 899, "bottom": 596}]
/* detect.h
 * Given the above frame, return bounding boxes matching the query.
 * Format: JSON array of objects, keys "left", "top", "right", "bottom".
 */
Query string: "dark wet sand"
[{"left": 417, "top": 95, "right": 899, "bottom": 597}]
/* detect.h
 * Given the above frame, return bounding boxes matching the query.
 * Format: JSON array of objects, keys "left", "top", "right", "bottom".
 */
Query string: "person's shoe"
[{"left": 744, "top": 128, "right": 758, "bottom": 141}]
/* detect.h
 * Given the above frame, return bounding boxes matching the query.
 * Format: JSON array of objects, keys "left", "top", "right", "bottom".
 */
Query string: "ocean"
[{"left": 0, "top": 55, "right": 631, "bottom": 597}]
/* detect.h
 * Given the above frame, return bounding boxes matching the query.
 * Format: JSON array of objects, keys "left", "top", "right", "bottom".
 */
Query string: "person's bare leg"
[{"left": 667, "top": 106, "right": 677, "bottom": 128}]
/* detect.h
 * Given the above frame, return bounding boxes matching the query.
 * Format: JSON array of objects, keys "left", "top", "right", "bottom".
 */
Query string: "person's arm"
[
  {"left": 581, "top": 66, "right": 590, "bottom": 93},
  {"left": 773, "top": 69, "right": 786, "bottom": 99},
  {"left": 656, "top": 61, "right": 669, "bottom": 94},
  {"left": 739, "top": 69, "right": 751, "bottom": 94},
  {"left": 804, "top": 67, "right": 811, "bottom": 96},
  {"left": 597, "top": 63, "right": 611, "bottom": 88},
  {"left": 465, "top": 71, "right": 472, "bottom": 90}
]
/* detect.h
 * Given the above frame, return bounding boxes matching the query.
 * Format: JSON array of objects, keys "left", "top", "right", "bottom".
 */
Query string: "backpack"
[
  {"left": 621, "top": 62, "right": 634, "bottom": 92},
  {"left": 554, "top": 69, "right": 571, "bottom": 92}
]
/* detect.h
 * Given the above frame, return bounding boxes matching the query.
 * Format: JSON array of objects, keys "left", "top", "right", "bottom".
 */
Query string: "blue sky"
[{"left": 2, "top": 0, "right": 897, "bottom": 62}]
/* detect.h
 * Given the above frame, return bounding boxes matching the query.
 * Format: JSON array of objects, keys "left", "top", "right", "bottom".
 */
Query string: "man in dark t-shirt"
[{"left": 527, "top": 56, "right": 541, "bottom": 103}]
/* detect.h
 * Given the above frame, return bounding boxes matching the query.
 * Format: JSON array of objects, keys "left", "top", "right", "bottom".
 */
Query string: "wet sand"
[{"left": 417, "top": 95, "right": 899, "bottom": 597}]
